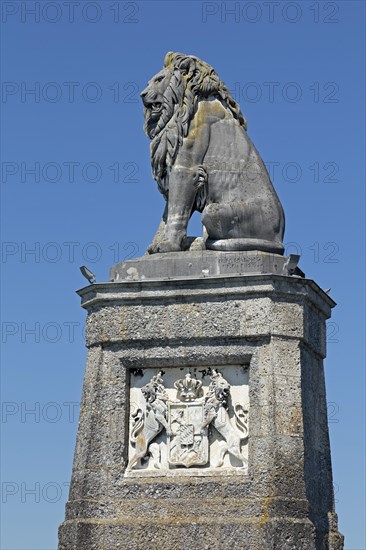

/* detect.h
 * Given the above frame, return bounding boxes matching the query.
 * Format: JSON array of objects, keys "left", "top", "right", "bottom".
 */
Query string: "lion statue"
[{"left": 141, "top": 52, "right": 285, "bottom": 254}]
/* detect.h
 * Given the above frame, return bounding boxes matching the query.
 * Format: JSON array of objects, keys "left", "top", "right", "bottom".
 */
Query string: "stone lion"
[{"left": 141, "top": 52, "right": 285, "bottom": 254}]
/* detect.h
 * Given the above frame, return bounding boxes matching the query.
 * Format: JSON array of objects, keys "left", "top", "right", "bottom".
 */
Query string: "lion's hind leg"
[
  {"left": 212, "top": 441, "right": 228, "bottom": 468},
  {"left": 126, "top": 449, "right": 144, "bottom": 471},
  {"left": 202, "top": 201, "right": 284, "bottom": 254},
  {"left": 227, "top": 442, "right": 248, "bottom": 467}
]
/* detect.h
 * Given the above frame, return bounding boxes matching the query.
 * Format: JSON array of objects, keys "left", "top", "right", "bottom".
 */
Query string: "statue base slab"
[{"left": 110, "top": 250, "right": 304, "bottom": 282}]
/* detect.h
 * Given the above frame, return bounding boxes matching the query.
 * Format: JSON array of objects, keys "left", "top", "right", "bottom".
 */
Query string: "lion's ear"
[{"left": 164, "top": 52, "right": 176, "bottom": 68}]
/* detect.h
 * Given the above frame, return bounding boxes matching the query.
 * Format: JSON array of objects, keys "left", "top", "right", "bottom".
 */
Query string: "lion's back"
[{"left": 199, "top": 103, "right": 273, "bottom": 205}]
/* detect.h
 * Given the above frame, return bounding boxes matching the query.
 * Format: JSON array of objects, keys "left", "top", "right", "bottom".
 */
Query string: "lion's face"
[
  {"left": 140, "top": 68, "right": 171, "bottom": 138},
  {"left": 141, "top": 53, "right": 246, "bottom": 183},
  {"left": 215, "top": 383, "right": 229, "bottom": 401}
]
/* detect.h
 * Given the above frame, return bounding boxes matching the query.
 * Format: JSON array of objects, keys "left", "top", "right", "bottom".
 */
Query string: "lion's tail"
[
  {"left": 234, "top": 403, "right": 249, "bottom": 439},
  {"left": 130, "top": 407, "right": 144, "bottom": 443}
]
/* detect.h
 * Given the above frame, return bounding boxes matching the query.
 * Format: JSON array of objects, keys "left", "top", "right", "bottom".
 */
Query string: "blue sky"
[{"left": 1, "top": 1, "right": 365, "bottom": 548}]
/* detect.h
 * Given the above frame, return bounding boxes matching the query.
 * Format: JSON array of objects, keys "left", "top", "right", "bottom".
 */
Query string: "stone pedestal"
[{"left": 59, "top": 252, "right": 343, "bottom": 550}]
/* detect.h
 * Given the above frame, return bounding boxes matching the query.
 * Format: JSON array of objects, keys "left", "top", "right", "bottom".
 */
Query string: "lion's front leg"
[
  {"left": 147, "top": 204, "right": 168, "bottom": 254},
  {"left": 148, "top": 166, "right": 199, "bottom": 254},
  {"left": 166, "top": 166, "right": 199, "bottom": 248},
  {"left": 147, "top": 113, "right": 211, "bottom": 254}
]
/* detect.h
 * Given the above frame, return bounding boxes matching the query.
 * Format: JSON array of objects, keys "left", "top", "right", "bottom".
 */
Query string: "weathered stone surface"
[{"left": 59, "top": 272, "right": 343, "bottom": 549}]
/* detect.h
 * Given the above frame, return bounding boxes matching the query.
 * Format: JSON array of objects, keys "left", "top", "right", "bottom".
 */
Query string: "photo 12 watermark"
[
  {"left": 226, "top": 81, "right": 340, "bottom": 104},
  {"left": 1, "top": 1, "right": 140, "bottom": 24},
  {"left": 1, "top": 481, "right": 70, "bottom": 504},
  {"left": 2, "top": 401, "right": 80, "bottom": 423},
  {"left": 201, "top": 2, "right": 340, "bottom": 24},
  {"left": 1, "top": 161, "right": 140, "bottom": 184},
  {"left": 1, "top": 81, "right": 140, "bottom": 104},
  {"left": 1, "top": 241, "right": 140, "bottom": 264}
]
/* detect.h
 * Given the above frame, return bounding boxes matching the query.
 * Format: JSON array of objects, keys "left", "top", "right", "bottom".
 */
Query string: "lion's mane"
[{"left": 145, "top": 52, "right": 247, "bottom": 202}]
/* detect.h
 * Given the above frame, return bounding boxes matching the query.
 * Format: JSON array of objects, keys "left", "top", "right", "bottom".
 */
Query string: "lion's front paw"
[
  {"left": 147, "top": 240, "right": 182, "bottom": 254},
  {"left": 147, "top": 242, "right": 159, "bottom": 254}
]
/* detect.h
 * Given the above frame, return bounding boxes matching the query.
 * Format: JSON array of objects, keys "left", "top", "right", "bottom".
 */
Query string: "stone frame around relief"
[{"left": 125, "top": 362, "right": 250, "bottom": 478}]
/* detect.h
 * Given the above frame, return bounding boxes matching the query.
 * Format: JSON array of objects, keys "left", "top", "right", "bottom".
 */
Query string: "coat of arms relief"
[{"left": 127, "top": 367, "right": 249, "bottom": 473}]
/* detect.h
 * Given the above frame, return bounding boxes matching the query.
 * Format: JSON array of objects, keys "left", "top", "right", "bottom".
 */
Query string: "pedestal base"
[{"left": 59, "top": 256, "right": 343, "bottom": 549}]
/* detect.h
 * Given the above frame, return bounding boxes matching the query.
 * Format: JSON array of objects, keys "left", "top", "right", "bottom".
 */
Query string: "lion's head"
[{"left": 140, "top": 52, "right": 247, "bottom": 193}]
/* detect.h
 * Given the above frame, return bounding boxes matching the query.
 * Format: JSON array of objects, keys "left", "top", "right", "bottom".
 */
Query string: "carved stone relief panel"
[{"left": 126, "top": 366, "right": 249, "bottom": 476}]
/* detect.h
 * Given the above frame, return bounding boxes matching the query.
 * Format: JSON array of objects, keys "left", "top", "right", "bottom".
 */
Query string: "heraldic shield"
[{"left": 168, "top": 401, "right": 208, "bottom": 467}]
